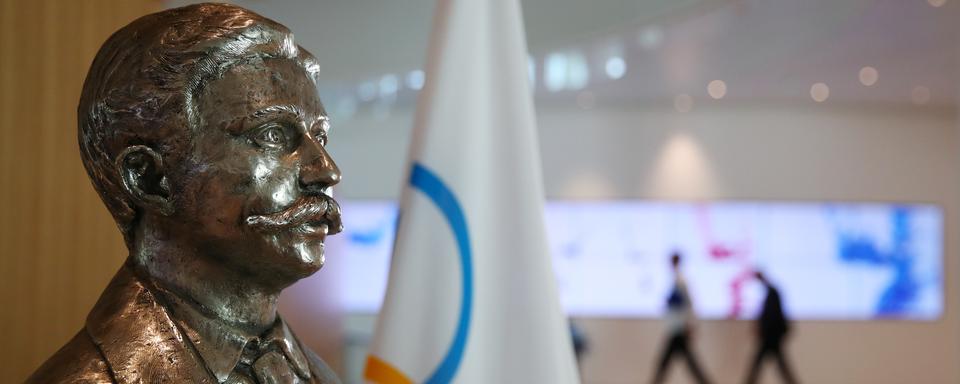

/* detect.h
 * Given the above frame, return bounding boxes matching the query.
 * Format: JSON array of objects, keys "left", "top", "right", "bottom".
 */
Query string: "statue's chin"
[
  {"left": 285, "top": 239, "right": 326, "bottom": 276},
  {"left": 241, "top": 232, "right": 326, "bottom": 287},
  {"left": 244, "top": 247, "right": 323, "bottom": 291}
]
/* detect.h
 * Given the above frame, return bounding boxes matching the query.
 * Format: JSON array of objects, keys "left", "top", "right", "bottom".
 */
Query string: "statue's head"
[{"left": 79, "top": 3, "right": 341, "bottom": 287}]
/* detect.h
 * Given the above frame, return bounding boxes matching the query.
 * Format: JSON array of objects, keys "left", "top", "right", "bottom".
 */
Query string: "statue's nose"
[{"left": 298, "top": 139, "right": 340, "bottom": 192}]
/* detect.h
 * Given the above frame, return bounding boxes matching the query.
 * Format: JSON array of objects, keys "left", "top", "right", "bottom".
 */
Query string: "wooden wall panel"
[{"left": 0, "top": 1, "right": 161, "bottom": 381}]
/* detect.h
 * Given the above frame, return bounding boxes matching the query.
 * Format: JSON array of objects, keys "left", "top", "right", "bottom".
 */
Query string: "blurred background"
[{"left": 1, "top": 0, "right": 957, "bottom": 383}]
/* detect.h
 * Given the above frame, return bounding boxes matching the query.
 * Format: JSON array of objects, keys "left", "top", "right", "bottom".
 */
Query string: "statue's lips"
[{"left": 244, "top": 195, "right": 342, "bottom": 240}]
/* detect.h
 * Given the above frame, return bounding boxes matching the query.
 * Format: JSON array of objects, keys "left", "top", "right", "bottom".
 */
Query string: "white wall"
[{"left": 324, "top": 102, "right": 958, "bottom": 384}]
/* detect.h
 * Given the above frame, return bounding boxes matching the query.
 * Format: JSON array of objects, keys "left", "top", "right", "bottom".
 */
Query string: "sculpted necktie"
[{"left": 224, "top": 337, "right": 304, "bottom": 384}]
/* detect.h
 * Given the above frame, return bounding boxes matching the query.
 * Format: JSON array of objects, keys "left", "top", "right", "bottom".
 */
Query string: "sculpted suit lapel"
[{"left": 85, "top": 265, "right": 216, "bottom": 384}]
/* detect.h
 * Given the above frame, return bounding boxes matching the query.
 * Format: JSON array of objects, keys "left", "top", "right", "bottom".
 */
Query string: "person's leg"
[
  {"left": 652, "top": 334, "right": 681, "bottom": 384},
  {"left": 678, "top": 334, "right": 711, "bottom": 384},
  {"left": 772, "top": 339, "right": 798, "bottom": 384},
  {"left": 744, "top": 341, "right": 770, "bottom": 384}
]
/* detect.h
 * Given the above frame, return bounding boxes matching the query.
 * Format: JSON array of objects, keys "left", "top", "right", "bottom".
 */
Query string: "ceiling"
[{"left": 167, "top": 0, "right": 959, "bottom": 107}]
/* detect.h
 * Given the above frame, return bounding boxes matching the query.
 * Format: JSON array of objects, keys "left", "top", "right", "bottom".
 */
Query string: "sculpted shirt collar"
[{"left": 157, "top": 286, "right": 313, "bottom": 383}]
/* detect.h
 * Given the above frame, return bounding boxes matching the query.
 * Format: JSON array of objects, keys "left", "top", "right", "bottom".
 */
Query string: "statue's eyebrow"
[
  {"left": 228, "top": 105, "right": 305, "bottom": 135},
  {"left": 239, "top": 105, "right": 327, "bottom": 135},
  {"left": 311, "top": 115, "right": 331, "bottom": 136},
  {"left": 250, "top": 104, "right": 305, "bottom": 120}
]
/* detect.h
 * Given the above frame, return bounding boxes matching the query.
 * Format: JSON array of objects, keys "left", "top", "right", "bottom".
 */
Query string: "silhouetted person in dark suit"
[
  {"left": 652, "top": 252, "right": 711, "bottom": 384},
  {"left": 745, "top": 271, "right": 798, "bottom": 384}
]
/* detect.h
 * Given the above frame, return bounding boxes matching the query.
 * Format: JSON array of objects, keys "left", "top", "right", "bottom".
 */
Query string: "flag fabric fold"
[{"left": 363, "top": 0, "right": 580, "bottom": 382}]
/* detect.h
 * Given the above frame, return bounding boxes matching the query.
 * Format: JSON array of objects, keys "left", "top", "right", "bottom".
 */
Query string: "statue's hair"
[{"left": 78, "top": 3, "right": 320, "bottom": 246}]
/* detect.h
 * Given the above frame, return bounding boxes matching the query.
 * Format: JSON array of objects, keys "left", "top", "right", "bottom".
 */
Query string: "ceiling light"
[
  {"left": 707, "top": 80, "right": 727, "bottom": 99},
  {"left": 810, "top": 83, "right": 829, "bottom": 102},
  {"left": 406, "top": 70, "right": 425, "bottom": 91},
  {"left": 859, "top": 66, "right": 878, "bottom": 86},
  {"left": 605, "top": 56, "right": 626, "bottom": 80}
]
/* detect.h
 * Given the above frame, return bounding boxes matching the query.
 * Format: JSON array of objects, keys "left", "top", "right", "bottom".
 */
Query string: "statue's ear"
[{"left": 116, "top": 145, "right": 174, "bottom": 216}]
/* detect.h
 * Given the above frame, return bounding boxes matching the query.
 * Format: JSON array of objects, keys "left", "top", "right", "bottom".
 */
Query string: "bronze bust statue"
[{"left": 28, "top": 3, "right": 343, "bottom": 383}]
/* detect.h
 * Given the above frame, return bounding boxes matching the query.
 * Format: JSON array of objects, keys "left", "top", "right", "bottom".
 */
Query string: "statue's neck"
[{"left": 129, "top": 224, "right": 280, "bottom": 335}]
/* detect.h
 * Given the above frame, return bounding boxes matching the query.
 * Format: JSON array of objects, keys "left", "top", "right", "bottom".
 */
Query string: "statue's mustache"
[{"left": 244, "top": 195, "right": 342, "bottom": 235}]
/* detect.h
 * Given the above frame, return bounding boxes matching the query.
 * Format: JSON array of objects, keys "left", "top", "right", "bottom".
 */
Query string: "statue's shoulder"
[
  {"left": 28, "top": 265, "right": 214, "bottom": 384},
  {"left": 26, "top": 329, "right": 114, "bottom": 384}
]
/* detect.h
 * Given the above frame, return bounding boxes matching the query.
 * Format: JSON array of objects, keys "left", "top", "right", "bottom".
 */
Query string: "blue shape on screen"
[
  {"left": 836, "top": 208, "right": 918, "bottom": 317},
  {"left": 837, "top": 237, "right": 884, "bottom": 264},
  {"left": 348, "top": 220, "right": 394, "bottom": 246}
]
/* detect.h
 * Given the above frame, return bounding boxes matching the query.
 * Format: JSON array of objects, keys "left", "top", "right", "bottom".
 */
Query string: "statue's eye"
[
  {"left": 312, "top": 119, "right": 330, "bottom": 146},
  {"left": 253, "top": 125, "right": 287, "bottom": 149},
  {"left": 312, "top": 130, "right": 328, "bottom": 146}
]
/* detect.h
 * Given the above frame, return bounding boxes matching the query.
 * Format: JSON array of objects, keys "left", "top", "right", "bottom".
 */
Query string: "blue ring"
[{"left": 410, "top": 163, "right": 473, "bottom": 384}]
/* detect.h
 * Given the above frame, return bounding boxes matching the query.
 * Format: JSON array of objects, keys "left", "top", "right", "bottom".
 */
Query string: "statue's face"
[{"left": 170, "top": 57, "right": 342, "bottom": 286}]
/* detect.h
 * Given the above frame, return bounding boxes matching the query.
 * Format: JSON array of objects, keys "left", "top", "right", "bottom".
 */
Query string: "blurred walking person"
[
  {"left": 651, "top": 252, "right": 712, "bottom": 384},
  {"left": 744, "top": 271, "right": 798, "bottom": 384}
]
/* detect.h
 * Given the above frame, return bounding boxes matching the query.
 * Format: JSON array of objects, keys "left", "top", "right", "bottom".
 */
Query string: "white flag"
[{"left": 363, "top": 0, "right": 580, "bottom": 383}]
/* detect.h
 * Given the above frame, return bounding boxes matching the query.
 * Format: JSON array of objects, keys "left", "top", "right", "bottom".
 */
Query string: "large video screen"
[{"left": 323, "top": 201, "right": 943, "bottom": 320}]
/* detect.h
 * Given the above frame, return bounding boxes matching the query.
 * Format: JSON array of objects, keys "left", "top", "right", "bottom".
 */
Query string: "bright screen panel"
[{"left": 323, "top": 201, "right": 943, "bottom": 320}]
